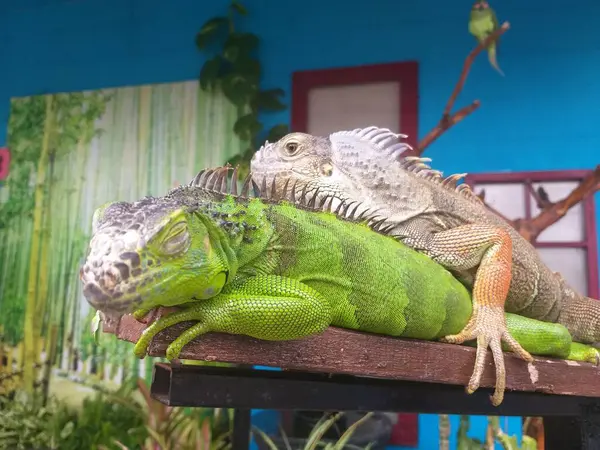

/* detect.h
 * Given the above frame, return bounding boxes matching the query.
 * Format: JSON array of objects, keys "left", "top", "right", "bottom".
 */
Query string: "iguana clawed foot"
[
  {"left": 133, "top": 306, "right": 208, "bottom": 359},
  {"left": 440, "top": 304, "right": 533, "bottom": 406},
  {"left": 133, "top": 308, "right": 153, "bottom": 322}
]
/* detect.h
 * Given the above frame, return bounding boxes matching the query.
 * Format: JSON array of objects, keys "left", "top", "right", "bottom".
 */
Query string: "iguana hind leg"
[
  {"left": 408, "top": 223, "right": 533, "bottom": 406},
  {"left": 132, "top": 275, "right": 332, "bottom": 359}
]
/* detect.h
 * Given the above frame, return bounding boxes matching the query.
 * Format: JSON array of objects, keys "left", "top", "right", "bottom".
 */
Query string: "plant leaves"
[
  {"left": 223, "top": 33, "right": 259, "bottom": 62},
  {"left": 304, "top": 412, "right": 344, "bottom": 450},
  {"left": 266, "top": 124, "right": 290, "bottom": 143},
  {"left": 233, "top": 114, "right": 262, "bottom": 141},
  {"left": 199, "top": 56, "right": 225, "bottom": 91},
  {"left": 221, "top": 73, "right": 258, "bottom": 106},
  {"left": 230, "top": 1, "right": 248, "bottom": 16},
  {"left": 253, "top": 89, "right": 286, "bottom": 112},
  {"left": 251, "top": 426, "right": 279, "bottom": 450},
  {"left": 332, "top": 412, "right": 374, "bottom": 450},
  {"left": 91, "top": 310, "right": 102, "bottom": 343},
  {"left": 60, "top": 421, "right": 75, "bottom": 439},
  {"left": 232, "top": 57, "right": 261, "bottom": 85},
  {"left": 195, "top": 17, "right": 229, "bottom": 49},
  {"left": 522, "top": 436, "right": 538, "bottom": 450}
]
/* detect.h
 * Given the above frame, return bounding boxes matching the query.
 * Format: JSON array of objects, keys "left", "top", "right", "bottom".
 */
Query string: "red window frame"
[
  {"left": 464, "top": 170, "right": 599, "bottom": 299},
  {"left": 291, "top": 61, "right": 419, "bottom": 149}
]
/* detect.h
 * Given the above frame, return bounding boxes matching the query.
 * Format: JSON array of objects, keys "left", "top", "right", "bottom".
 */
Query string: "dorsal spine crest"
[
  {"left": 186, "top": 165, "right": 395, "bottom": 242},
  {"left": 329, "top": 126, "right": 483, "bottom": 204}
]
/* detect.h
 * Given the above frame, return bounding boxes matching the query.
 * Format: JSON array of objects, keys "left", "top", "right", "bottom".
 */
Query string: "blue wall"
[
  {"left": 0, "top": 0, "right": 597, "bottom": 448},
  {"left": 1, "top": 0, "right": 598, "bottom": 231},
  {"left": 2, "top": 0, "right": 599, "bottom": 175}
]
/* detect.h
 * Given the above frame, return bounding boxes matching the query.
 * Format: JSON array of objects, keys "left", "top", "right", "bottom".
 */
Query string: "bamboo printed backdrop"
[{"left": 0, "top": 80, "right": 246, "bottom": 396}]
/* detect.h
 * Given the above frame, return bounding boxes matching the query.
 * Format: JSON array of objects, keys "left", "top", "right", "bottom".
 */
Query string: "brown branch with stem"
[
  {"left": 408, "top": 21, "right": 511, "bottom": 157},
  {"left": 477, "top": 166, "right": 600, "bottom": 243},
  {"left": 515, "top": 165, "right": 600, "bottom": 242}
]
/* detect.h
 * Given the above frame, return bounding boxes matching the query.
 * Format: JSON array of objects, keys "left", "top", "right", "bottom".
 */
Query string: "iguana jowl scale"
[
  {"left": 251, "top": 126, "right": 600, "bottom": 405},
  {"left": 80, "top": 166, "right": 599, "bottom": 407}
]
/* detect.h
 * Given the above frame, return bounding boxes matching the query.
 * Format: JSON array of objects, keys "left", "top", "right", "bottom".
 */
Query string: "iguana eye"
[
  {"left": 285, "top": 142, "right": 299, "bottom": 155},
  {"left": 160, "top": 221, "right": 190, "bottom": 256}
]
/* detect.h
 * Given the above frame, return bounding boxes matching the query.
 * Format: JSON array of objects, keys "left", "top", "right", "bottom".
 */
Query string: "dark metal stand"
[
  {"left": 150, "top": 363, "right": 600, "bottom": 450},
  {"left": 232, "top": 408, "right": 251, "bottom": 450}
]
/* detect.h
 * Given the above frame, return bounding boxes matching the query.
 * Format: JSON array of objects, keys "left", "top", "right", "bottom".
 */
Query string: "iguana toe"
[
  {"left": 441, "top": 305, "right": 532, "bottom": 406},
  {"left": 133, "top": 307, "right": 152, "bottom": 322},
  {"left": 133, "top": 307, "right": 202, "bottom": 359},
  {"left": 166, "top": 322, "right": 210, "bottom": 360}
]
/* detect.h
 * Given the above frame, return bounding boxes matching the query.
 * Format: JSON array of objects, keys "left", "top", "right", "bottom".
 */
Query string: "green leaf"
[
  {"left": 332, "top": 412, "right": 374, "bottom": 450},
  {"left": 223, "top": 33, "right": 259, "bottom": 62},
  {"left": 199, "top": 56, "right": 225, "bottom": 91},
  {"left": 522, "top": 436, "right": 538, "bottom": 450},
  {"left": 230, "top": 1, "right": 248, "bottom": 16},
  {"left": 304, "top": 413, "right": 344, "bottom": 450},
  {"left": 91, "top": 310, "right": 102, "bottom": 343},
  {"left": 232, "top": 57, "right": 261, "bottom": 84},
  {"left": 254, "top": 89, "right": 286, "bottom": 112},
  {"left": 251, "top": 427, "right": 279, "bottom": 450},
  {"left": 266, "top": 124, "right": 290, "bottom": 143},
  {"left": 233, "top": 114, "right": 263, "bottom": 141},
  {"left": 60, "top": 421, "right": 75, "bottom": 439},
  {"left": 195, "top": 17, "right": 229, "bottom": 49},
  {"left": 221, "top": 73, "right": 258, "bottom": 106}
]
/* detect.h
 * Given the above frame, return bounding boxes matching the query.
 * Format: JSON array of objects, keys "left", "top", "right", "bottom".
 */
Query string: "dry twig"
[
  {"left": 476, "top": 166, "right": 600, "bottom": 242},
  {"left": 515, "top": 165, "right": 600, "bottom": 242},
  {"left": 408, "top": 21, "right": 511, "bottom": 156}
]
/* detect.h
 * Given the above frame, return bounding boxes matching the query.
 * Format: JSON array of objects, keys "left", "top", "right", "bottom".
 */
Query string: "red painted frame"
[
  {"left": 291, "top": 61, "right": 419, "bottom": 149},
  {"left": 291, "top": 61, "right": 420, "bottom": 448},
  {"left": 0, "top": 147, "right": 10, "bottom": 181},
  {"left": 465, "top": 169, "right": 599, "bottom": 299}
]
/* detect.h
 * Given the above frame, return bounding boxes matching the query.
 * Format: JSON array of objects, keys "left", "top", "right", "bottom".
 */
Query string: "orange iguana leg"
[{"left": 408, "top": 224, "right": 533, "bottom": 406}]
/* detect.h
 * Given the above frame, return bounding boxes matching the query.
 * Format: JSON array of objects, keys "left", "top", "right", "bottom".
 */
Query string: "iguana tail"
[
  {"left": 557, "top": 289, "right": 600, "bottom": 345},
  {"left": 552, "top": 270, "right": 600, "bottom": 344}
]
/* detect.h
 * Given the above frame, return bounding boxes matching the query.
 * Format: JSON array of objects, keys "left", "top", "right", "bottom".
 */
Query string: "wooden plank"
[{"left": 103, "top": 310, "right": 600, "bottom": 399}]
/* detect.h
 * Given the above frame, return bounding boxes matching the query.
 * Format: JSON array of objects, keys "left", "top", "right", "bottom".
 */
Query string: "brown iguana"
[{"left": 250, "top": 126, "right": 600, "bottom": 405}]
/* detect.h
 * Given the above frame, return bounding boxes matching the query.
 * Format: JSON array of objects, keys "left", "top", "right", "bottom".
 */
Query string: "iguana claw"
[
  {"left": 133, "top": 308, "right": 153, "bottom": 322},
  {"left": 440, "top": 304, "right": 533, "bottom": 406}
]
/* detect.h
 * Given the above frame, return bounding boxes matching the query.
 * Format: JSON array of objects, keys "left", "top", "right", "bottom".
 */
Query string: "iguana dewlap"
[
  {"left": 80, "top": 166, "right": 598, "bottom": 406},
  {"left": 250, "top": 126, "right": 600, "bottom": 404}
]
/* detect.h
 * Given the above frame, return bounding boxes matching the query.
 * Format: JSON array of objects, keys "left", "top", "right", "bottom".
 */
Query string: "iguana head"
[
  {"left": 251, "top": 132, "right": 349, "bottom": 198},
  {"left": 251, "top": 128, "right": 421, "bottom": 201},
  {"left": 251, "top": 127, "right": 481, "bottom": 221},
  {"left": 80, "top": 186, "right": 232, "bottom": 315}
]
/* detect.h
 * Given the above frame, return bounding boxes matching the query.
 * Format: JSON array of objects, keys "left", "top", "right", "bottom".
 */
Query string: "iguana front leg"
[
  {"left": 133, "top": 275, "right": 332, "bottom": 359},
  {"left": 407, "top": 223, "right": 533, "bottom": 406}
]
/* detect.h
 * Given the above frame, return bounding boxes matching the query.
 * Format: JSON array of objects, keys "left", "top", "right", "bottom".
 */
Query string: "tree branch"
[
  {"left": 512, "top": 166, "right": 600, "bottom": 242},
  {"left": 409, "top": 21, "right": 511, "bottom": 157},
  {"left": 417, "top": 101, "right": 481, "bottom": 153}
]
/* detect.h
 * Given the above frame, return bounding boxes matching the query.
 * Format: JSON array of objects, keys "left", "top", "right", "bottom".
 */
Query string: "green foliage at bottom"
[
  {"left": 456, "top": 415, "right": 538, "bottom": 450},
  {"left": 0, "top": 387, "right": 145, "bottom": 450},
  {"left": 253, "top": 412, "right": 375, "bottom": 450}
]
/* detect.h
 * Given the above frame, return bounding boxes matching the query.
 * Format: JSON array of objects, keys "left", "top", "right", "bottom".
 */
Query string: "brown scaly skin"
[{"left": 250, "top": 126, "right": 600, "bottom": 405}]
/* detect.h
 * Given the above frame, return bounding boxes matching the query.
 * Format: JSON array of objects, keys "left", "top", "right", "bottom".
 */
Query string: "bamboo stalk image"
[{"left": 1, "top": 81, "right": 246, "bottom": 398}]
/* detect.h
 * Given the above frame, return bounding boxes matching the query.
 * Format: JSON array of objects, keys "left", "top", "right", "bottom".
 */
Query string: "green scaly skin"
[{"left": 80, "top": 167, "right": 599, "bottom": 406}]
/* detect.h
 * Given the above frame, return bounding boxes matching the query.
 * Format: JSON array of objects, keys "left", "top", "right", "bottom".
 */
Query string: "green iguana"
[
  {"left": 80, "top": 166, "right": 598, "bottom": 406},
  {"left": 249, "top": 126, "right": 600, "bottom": 405}
]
